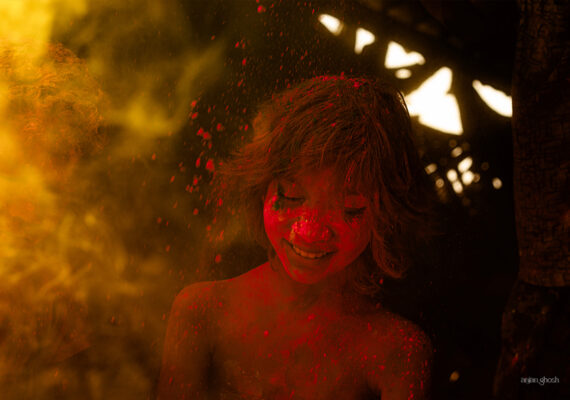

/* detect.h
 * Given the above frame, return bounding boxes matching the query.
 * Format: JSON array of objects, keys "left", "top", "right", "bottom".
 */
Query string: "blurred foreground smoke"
[
  {"left": 0, "top": 0, "right": 225, "bottom": 398},
  {"left": 0, "top": 40, "right": 109, "bottom": 397}
]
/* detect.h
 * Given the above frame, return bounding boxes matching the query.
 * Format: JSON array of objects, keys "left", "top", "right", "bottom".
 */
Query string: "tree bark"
[{"left": 494, "top": 0, "right": 570, "bottom": 398}]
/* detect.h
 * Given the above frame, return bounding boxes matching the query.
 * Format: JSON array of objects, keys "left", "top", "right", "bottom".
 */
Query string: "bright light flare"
[
  {"left": 385, "top": 41, "right": 425, "bottom": 69},
  {"left": 452, "top": 181, "right": 463, "bottom": 194},
  {"left": 473, "top": 80, "right": 512, "bottom": 117},
  {"left": 318, "top": 14, "right": 344, "bottom": 36},
  {"left": 395, "top": 69, "right": 412, "bottom": 79},
  {"left": 492, "top": 177, "right": 503, "bottom": 189},
  {"left": 405, "top": 67, "right": 463, "bottom": 135},
  {"left": 458, "top": 157, "right": 473, "bottom": 173},
  {"left": 461, "top": 171, "right": 475, "bottom": 185},
  {"left": 447, "top": 169, "right": 458, "bottom": 182},
  {"left": 354, "top": 28, "right": 375, "bottom": 54}
]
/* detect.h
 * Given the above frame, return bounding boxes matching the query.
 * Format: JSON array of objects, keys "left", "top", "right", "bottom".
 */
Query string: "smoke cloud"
[{"left": 0, "top": 0, "right": 226, "bottom": 398}]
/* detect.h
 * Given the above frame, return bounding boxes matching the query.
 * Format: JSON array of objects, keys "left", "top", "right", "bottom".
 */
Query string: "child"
[{"left": 159, "top": 76, "right": 433, "bottom": 399}]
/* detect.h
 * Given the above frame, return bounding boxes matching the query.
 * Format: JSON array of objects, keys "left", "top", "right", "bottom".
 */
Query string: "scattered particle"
[
  {"left": 191, "top": 112, "right": 198, "bottom": 120},
  {"left": 449, "top": 371, "right": 460, "bottom": 382},
  {"left": 195, "top": 157, "right": 201, "bottom": 168},
  {"left": 257, "top": 5, "right": 266, "bottom": 13},
  {"left": 170, "top": 175, "right": 175, "bottom": 183},
  {"left": 151, "top": 153, "right": 157, "bottom": 160},
  {"left": 264, "top": 330, "right": 269, "bottom": 336},
  {"left": 215, "top": 254, "right": 222, "bottom": 263},
  {"left": 216, "top": 123, "right": 225, "bottom": 131},
  {"left": 206, "top": 159, "right": 215, "bottom": 172},
  {"left": 242, "top": 58, "right": 247, "bottom": 66},
  {"left": 193, "top": 208, "right": 199, "bottom": 215},
  {"left": 165, "top": 245, "right": 171, "bottom": 252}
]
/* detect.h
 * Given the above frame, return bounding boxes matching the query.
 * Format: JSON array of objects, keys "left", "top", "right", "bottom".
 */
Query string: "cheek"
[
  {"left": 263, "top": 196, "right": 294, "bottom": 236},
  {"left": 335, "top": 218, "right": 372, "bottom": 252}
]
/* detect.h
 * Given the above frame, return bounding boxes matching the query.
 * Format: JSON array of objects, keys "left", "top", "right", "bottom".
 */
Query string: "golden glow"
[
  {"left": 395, "top": 69, "right": 412, "bottom": 79},
  {"left": 461, "top": 171, "right": 475, "bottom": 185},
  {"left": 0, "top": 0, "right": 87, "bottom": 59},
  {"left": 446, "top": 169, "right": 458, "bottom": 182},
  {"left": 424, "top": 163, "right": 437, "bottom": 174},
  {"left": 450, "top": 146, "right": 463, "bottom": 158},
  {"left": 405, "top": 67, "right": 463, "bottom": 135},
  {"left": 457, "top": 157, "right": 473, "bottom": 173},
  {"left": 318, "top": 14, "right": 344, "bottom": 36},
  {"left": 0, "top": 2, "right": 225, "bottom": 395},
  {"left": 354, "top": 28, "right": 375, "bottom": 54},
  {"left": 452, "top": 181, "right": 464, "bottom": 194},
  {"left": 384, "top": 41, "right": 425, "bottom": 69},
  {"left": 492, "top": 177, "right": 503, "bottom": 189},
  {"left": 473, "top": 80, "right": 512, "bottom": 117}
]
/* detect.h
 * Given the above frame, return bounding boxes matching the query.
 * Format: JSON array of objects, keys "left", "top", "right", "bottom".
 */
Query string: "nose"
[{"left": 291, "top": 214, "right": 333, "bottom": 243}]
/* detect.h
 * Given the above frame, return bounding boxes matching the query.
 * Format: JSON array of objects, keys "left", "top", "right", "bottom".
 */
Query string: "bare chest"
[{"left": 213, "top": 310, "right": 378, "bottom": 399}]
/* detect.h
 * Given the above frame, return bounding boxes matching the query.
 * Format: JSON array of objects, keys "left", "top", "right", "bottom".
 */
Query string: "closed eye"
[
  {"left": 344, "top": 207, "right": 367, "bottom": 217},
  {"left": 277, "top": 184, "right": 304, "bottom": 202}
]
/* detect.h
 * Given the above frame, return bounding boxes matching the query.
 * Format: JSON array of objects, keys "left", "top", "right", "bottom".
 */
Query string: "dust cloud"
[{"left": 0, "top": 0, "right": 227, "bottom": 398}]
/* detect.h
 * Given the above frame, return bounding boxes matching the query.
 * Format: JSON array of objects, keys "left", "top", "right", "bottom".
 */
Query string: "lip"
[{"left": 285, "top": 240, "right": 336, "bottom": 260}]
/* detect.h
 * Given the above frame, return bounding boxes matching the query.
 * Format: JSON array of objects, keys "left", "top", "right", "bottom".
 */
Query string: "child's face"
[{"left": 263, "top": 167, "right": 373, "bottom": 285}]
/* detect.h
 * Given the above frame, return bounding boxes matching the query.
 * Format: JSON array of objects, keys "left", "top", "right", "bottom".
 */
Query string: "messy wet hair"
[{"left": 217, "top": 75, "right": 432, "bottom": 294}]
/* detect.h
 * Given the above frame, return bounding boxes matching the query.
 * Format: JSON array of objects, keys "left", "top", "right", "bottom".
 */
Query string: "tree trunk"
[{"left": 494, "top": 0, "right": 570, "bottom": 398}]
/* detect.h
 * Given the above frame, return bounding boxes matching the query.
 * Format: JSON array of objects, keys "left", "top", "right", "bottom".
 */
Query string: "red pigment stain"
[
  {"left": 257, "top": 5, "right": 266, "bottom": 13},
  {"left": 191, "top": 112, "right": 198, "bottom": 119},
  {"left": 216, "top": 123, "right": 224, "bottom": 131},
  {"left": 170, "top": 176, "right": 175, "bottom": 183},
  {"left": 193, "top": 208, "right": 199, "bottom": 215},
  {"left": 264, "top": 330, "right": 269, "bottom": 336},
  {"left": 206, "top": 159, "right": 215, "bottom": 172},
  {"left": 214, "top": 254, "right": 222, "bottom": 263},
  {"left": 242, "top": 58, "right": 247, "bottom": 66},
  {"left": 195, "top": 157, "right": 201, "bottom": 168},
  {"left": 151, "top": 153, "right": 156, "bottom": 160}
]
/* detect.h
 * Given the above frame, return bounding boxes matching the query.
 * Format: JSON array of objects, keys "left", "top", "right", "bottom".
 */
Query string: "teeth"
[{"left": 291, "top": 244, "right": 328, "bottom": 259}]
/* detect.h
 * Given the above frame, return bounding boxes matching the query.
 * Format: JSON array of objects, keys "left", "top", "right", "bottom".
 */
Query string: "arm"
[
  {"left": 368, "top": 319, "right": 433, "bottom": 400},
  {"left": 157, "top": 283, "right": 217, "bottom": 400}
]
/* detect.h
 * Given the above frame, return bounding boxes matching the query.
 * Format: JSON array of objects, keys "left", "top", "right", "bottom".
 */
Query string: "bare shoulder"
[
  {"left": 158, "top": 280, "right": 228, "bottom": 399},
  {"left": 364, "top": 309, "right": 433, "bottom": 400}
]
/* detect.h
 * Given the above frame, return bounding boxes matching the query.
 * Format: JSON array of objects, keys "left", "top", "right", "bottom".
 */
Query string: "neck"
[{"left": 265, "top": 254, "right": 349, "bottom": 313}]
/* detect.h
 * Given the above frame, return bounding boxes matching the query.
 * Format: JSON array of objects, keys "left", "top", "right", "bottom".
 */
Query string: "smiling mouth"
[{"left": 288, "top": 242, "right": 333, "bottom": 260}]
